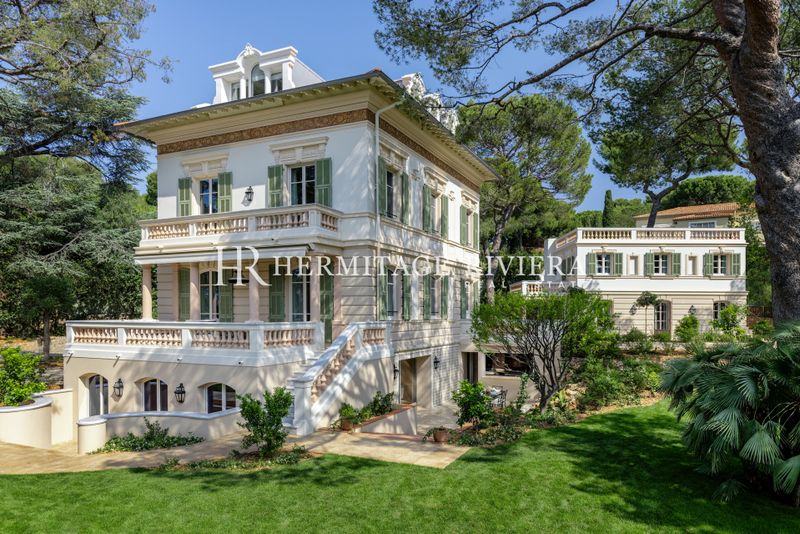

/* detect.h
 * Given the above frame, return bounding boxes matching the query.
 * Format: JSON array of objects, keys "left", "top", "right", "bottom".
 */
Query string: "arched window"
[
  {"left": 206, "top": 383, "right": 237, "bottom": 413},
  {"left": 87, "top": 374, "right": 109, "bottom": 416},
  {"left": 251, "top": 65, "right": 266, "bottom": 96},
  {"left": 143, "top": 379, "right": 168, "bottom": 411}
]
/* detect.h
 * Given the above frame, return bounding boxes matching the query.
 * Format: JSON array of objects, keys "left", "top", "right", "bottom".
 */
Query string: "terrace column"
[
  {"left": 248, "top": 264, "right": 261, "bottom": 322},
  {"left": 141, "top": 264, "right": 153, "bottom": 320},
  {"left": 309, "top": 256, "right": 321, "bottom": 323},
  {"left": 189, "top": 263, "right": 201, "bottom": 321}
]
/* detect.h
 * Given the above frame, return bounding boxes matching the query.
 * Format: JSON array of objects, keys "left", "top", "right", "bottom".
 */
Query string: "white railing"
[
  {"left": 66, "top": 320, "right": 323, "bottom": 354},
  {"left": 554, "top": 227, "right": 745, "bottom": 248},
  {"left": 140, "top": 206, "right": 340, "bottom": 240}
]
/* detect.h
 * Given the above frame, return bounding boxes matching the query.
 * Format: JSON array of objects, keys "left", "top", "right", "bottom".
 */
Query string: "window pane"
[
  {"left": 305, "top": 165, "right": 315, "bottom": 205},
  {"left": 160, "top": 380, "right": 168, "bottom": 411},
  {"left": 291, "top": 167, "right": 303, "bottom": 205},
  {"left": 144, "top": 380, "right": 157, "bottom": 411},
  {"left": 251, "top": 65, "right": 266, "bottom": 96},
  {"left": 270, "top": 74, "right": 282, "bottom": 92},
  {"left": 225, "top": 386, "right": 236, "bottom": 409},
  {"left": 207, "top": 384, "right": 223, "bottom": 413}
]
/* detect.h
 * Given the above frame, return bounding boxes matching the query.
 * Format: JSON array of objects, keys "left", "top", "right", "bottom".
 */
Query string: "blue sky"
[{"left": 130, "top": 0, "right": 641, "bottom": 211}]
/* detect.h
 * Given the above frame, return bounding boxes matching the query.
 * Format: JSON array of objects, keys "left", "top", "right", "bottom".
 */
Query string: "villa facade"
[{"left": 60, "top": 45, "right": 493, "bottom": 449}]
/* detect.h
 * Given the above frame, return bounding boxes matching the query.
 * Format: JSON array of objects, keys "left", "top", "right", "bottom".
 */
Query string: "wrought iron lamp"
[
  {"left": 433, "top": 356, "right": 441, "bottom": 370},
  {"left": 244, "top": 186, "right": 254, "bottom": 203},
  {"left": 688, "top": 305, "right": 697, "bottom": 316},
  {"left": 174, "top": 383, "right": 186, "bottom": 404},
  {"left": 113, "top": 379, "right": 123, "bottom": 397}
]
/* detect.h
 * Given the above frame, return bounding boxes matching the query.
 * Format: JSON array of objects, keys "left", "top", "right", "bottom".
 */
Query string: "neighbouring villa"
[
  {"left": 2, "top": 44, "right": 494, "bottom": 453},
  {"left": 511, "top": 202, "right": 748, "bottom": 335}
]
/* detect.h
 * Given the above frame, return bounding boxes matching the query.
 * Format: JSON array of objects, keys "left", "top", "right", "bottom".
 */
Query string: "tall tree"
[
  {"left": 601, "top": 190, "right": 614, "bottom": 227},
  {"left": 457, "top": 95, "right": 592, "bottom": 301},
  {"left": 374, "top": 0, "right": 800, "bottom": 321},
  {"left": 661, "top": 174, "right": 755, "bottom": 209}
]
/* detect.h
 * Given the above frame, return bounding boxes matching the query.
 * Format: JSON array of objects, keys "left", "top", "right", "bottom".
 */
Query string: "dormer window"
[
  {"left": 251, "top": 65, "right": 266, "bottom": 96},
  {"left": 271, "top": 72, "right": 283, "bottom": 92}
]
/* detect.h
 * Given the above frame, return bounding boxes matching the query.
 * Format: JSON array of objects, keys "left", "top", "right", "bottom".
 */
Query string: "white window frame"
[
  {"left": 87, "top": 374, "right": 109, "bottom": 416},
  {"left": 231, "top": 82, "right": 240, "bottom": 101},
  {"left": 713, "top": 301, "right": 729, "bottom": 321},
  {"left": 200, "top": 270, "right": 220, "bottom": 321},
  {"left": 206, "top": 383, "right": 237, "bottom": 413},
  {"left": 270, "top": 72, "right": 283, "bottom": 92},
  {"left": 199, "top": 177, "right": 219, "bottom": 215},
  {"left": 290, "top": 164, "right": 316, "bottom": 206},
  {"left": 712, "top": 254, "right": 728, "bottom": 275},
  {"left": 387, "top": 268, "right": 397, "bottom": 318},
  {"left": 596, "top": 254, "right": 612, "bottom": 275},
  {"left": 689, "top": 221, "right": 716, "bottom": 228},
  {"left": 653, "top": 254, "right": 669, "bottom": 276},
  {"left": 654, "top": 301, "right": 670, "bottom": 332},
  {"left": 291, "top": 269, "right": 311, "bottom": 322}
]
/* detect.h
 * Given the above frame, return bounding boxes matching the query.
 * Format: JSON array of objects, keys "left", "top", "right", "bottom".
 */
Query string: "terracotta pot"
[
  {"left": 433, "top": 430, "right": 449, "bottom": 443},
  {"left": 340, "top": 418, "right": 354, "bottom": 431}
]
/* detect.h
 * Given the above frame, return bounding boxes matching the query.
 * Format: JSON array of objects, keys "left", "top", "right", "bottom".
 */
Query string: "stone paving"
[{"left": 0, "top": 427, "right": 468, "bottom": 475}]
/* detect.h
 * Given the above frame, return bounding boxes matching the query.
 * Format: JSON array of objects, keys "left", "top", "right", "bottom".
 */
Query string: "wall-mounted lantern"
[
  {"left": 433, "top": 356, "right": 441, "bottom": 370},
  {"left": 688, "top": 305, "right": 697, "bottom": 316},
  {"left": 174, "top": 383, "right": 186, "bottom": 404},
  {"left": 393, "top": 363, "right": 400, "bottom": 381},
  {"left": 113, "top": 379, "right": 124, "bottom": 397},
  {"left": 244, "top": 186, "right": 254, "bottom": 203}
]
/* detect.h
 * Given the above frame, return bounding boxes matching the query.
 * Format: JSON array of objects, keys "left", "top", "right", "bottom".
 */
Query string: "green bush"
[
  {"left": 651, "top": 331, "right": 672, "bottom": 343},
  {"left": 338, "top": 402, "right": 358, "bottom": 421},
  {"left": 336, "top": 391, "right": 396, "bottom": 427},
  {"left": 751, "top": 319, "right": 774, "bottom": 339},
  {"left": 0, "top": 347, "right": 46, "bottom": 406},
  {"left": 238, "top": 387, "right": 293, "bottom": 457},
  {"left": 528, "top": 404, "right": 577, "bottom": 427},
  {"left": 452, "top": 380, "right": 493, "bottom": 428},
  {"left": 577, "top": 357, "right": 662, "bottom": 411},
  {"left": 94, "top": 418, "right": 203, "bottom": 453},
  {"left": 621, "top": 328, "right": 654, "bottom": 355},
  {"left": 675, "top": 314, "right": 700, "bottom": 342},
  {"left": 710, "top": 304, "right": 747, "bottom": 339}
]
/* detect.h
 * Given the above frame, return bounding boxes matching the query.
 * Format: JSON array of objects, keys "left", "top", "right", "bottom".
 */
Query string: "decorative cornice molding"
[{"left": 271, "top": 136, "right": 328, "bottom": 165}]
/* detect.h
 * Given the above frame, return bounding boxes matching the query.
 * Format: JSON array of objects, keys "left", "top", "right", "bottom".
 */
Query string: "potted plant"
[
  {"left": 422, "top": 426, "right": 451, "bottom": 443},
  {"left": 338, "top": 403, "right": 358, "bottom": 431}
]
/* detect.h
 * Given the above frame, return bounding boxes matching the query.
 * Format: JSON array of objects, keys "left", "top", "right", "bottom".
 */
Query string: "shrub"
[
  {"left": 94, "top": 418, "right": 203, "bottom": 453},
  {"left": 675, "top": 314, "right": 700, "bottom": 342},
  {"left": 364, "top": 391, "right": 395, "bottom": 417},
  {"left": 238, "top": 387, "right": 294, "bottom": 457},
  {"left": 651, "top": 330, "right": 672, "bottom": 343},
  {"left": 751, "top": 319, "right": 774, "bottom": 339},
  {"left": 338, "top": 402, "right": 358, "bottom": 421},
  {"left": 621, "top": 328, "right": 654, "bottom": 355},
  {"left": 0, "top": 347, "right": 46, "bottom": 406},
  {"left": 711, "top": 304, "right": 747, "bottom": 339},
  {"left": 452, "top": 380, "right": 493, "bottom": 427},
  {"left": 577, "top": 356, "right": 662, "bottom": 410},
  {"left": 528, "top": 404, "right": 577, "bottom": 427}
]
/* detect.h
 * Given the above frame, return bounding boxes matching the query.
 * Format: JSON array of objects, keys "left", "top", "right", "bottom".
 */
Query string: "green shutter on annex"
[
  {"left": 672, "top": 253, "right": 682, "bottom": 276},
  {"left": 315, "top": 158, "right": 332, "bottom": 207},
  {"left": 422, "top": 273, "right": 431, "bottom": 320},
  {"left": 460, "top": 279, "right": 467, "bottom": 319},
  {"left": 703, "top": 253, "right": 712, "bottom": 276},
  {"left": 218, "top": 279, "right": 233, "bottom": 322},
  {"left": 644, "top": 253, "right": 654, "bottom": 276},
  {"left": 441, "top": 276, "right": 449, "bottom": 320},
  {"left": 402, "top": 273, "right": 411, "bottom": 320},
  {"left": 177, "top": 177, "right": 192, "bottom": 216},
  {"left": 731, "top": 253, "right": 741, "bottom": 276},
  {"left": 440, "top": 195, "right": 449, "bottom": 239},
  {"left": 268, "top": 165, "right": 283, "bottom": 208},
  {"left": 378, "top": 265, "right": 388, "bottom": 321},
  {"left": 378, "top": 156, "right": 387, "bottom": 216},
  {"left": 218, "top": 172, "right": 233, "bottom": 213},
  {"left": 613, "top": 253, "right": 623, "bottom": 276},
  {"left": 586, "top": 253, "right": 596, "bottom": 276},
  {"left": 401, "top": 172, "right": 410, "bottom": 225},
  {"left": 268, "top": 270, "right": 285, "bottom": 322},
  {"left": 460, "top": 206, "right": 468, "bottom": 245},
  {"left": 422, "top": 186, "right": 432, "bottom": 232},
  {"left": 178, "top": 267, "right": 190, "bottom": 321}
]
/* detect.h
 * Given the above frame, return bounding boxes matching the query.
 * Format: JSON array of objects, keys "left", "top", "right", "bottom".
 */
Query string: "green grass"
[{"left": 0, "top": 402, "right": 796, "bottom": 533}]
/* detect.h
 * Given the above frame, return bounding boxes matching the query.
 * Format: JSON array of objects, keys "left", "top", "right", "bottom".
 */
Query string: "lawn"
[{"left": 0, "top": 402, "right": 796, "bottom": 533}]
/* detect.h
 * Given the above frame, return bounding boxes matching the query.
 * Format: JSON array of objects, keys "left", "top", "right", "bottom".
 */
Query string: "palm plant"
[{"left": 661, "top": 322, "right": 800, "bottom": 506}]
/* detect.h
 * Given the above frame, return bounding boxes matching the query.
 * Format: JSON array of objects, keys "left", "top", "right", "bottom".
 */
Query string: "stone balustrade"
[{"left": 554, "top": 227, "right": 745, "bottom": 249}]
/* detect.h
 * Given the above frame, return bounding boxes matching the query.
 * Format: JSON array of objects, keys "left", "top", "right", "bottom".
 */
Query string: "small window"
[
  {"left": 385, "top": 170, "right": 395, "bottom": 218},
  {"left": 200, "top": 270, "right": 220, "bottom": 321},
  {"left": 291, "top": 269, "right": 311, "bottom": 322},
  {"left": 713, "top": 301, "right": 729, "bottom": 321},
  {"left": 200, "top": 178, "right": 219, "bottom": 214},
  {"left": 231, "top": 82, "right": 240, "bottom": 100},
  {"left": 689, "top": 221, "right": 716, "bottom": 228},
  {"left": 251, "top": 65, "right": 266, "bottom": 96},
  {"left": 143, "top": 379, "right": 168, "bottom": 412},
  {"left": 712, "top": 254, "right": 728, "bottom": 275},
  {"left": 270, "top": 73, "right": 283, "bottom": 92},
  {"left": 654, "top": 301, "right": 670, "bottom": 332},
  {"left": 430, "top": 276, "right": 438, "bottom": 317},
  {"left": 87, "top": 374, "right": 109, "bottom": 416},
  {"left": 387, "top": 269, "right": 397, "bottom": 318},
  {"left": 207, "top": 383, "right": 236, "bottom": 413},
  {"left": 596, "top": 254, "right": 612, "bottom": 275},
  {"left": 290, "top": 164, "right": 316, "bottom": 205},
  {"left": 653, "top": 254, "right": 669, "bottom": 275}
]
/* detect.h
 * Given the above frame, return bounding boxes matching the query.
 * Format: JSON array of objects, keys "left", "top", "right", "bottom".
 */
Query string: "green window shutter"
[
  {"left": 315, "top": 158, "right": 332, "bottom": 207},
  {"left": 460, "top": 206, "right": 468, "bottom": 245},
  {"left": 178, "top": 267, "right": 190, "bottom": 321},
  {"left": 267, "top": 165, "right": 283, "bottom": 208},
  {"left": 402, "top": 274, "right": 411, "bottom": 321},
  {"left": 586, "top": 253, "right": 596, "bottom": 276},
  {"left": 401, "top": 172, "right": 410, "bottom": 225},
  {"left": 218, "top": 280, "right": 233, "bottom": 322},
  {"left": 731, "top": 253, "right": 741, "bottom": 276},
  {"left": 473, "top": 212, "right": 479, "bottom": 249},
  {"left": 422, "top": 186, "right": 432, "bottom": 232},
  {"left": 422, "top": 274, "right": 431, "bottom": 320},
  {"left": 460, "top": 279, "right": 467, "bottom": 319},
  {"left": 440, "top": 195, "right": 449, "bottom": 239},
  {"left": 378, "top": 266, "right": 388, "bottom": 320},
  {"left": 703, "top": 253, "right": 712, "bottom": 276},
  {"left": 177, "top": 178, "right": 192, "bottom": 216},
  {"left": 378, "top": 156, "right": 387, "bottom": 216},
  {"left": 672, "top": 253, "right": 681, "bottom": 276},
  {"left": 268, "top": 270, "right": 285, "bottom": 322},
  {"left": 644, "top": 253, "right": 654, "bottom": 276},
  {"left": 441, "top": 276, "right": 449, "bottom": 320},
  {"left": 217, "top": 172, "right": 233, "bottom": 213},
  {"left": 613, "top": 253, "right": 623, "bottom": 276}
]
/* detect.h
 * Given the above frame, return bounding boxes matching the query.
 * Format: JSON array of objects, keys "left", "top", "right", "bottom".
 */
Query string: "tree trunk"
[
  {"left": 646, "top": 196, "right": 661, "bottom": 228},
  {"left": 714, "top": 0, "right": 800, "bottom": 322},
  {"left": 42, "top": 311, "right": 51, "bottom": 357}
]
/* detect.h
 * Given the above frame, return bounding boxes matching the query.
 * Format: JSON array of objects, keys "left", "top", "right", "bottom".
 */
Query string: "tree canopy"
[{"left": 661, "top": 174, "right": 755, "bottom": 209}]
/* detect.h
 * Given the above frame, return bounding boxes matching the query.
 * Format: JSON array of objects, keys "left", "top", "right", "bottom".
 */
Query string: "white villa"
[
  {"left": 519, "top": 203, "right": 748, "bottom": 335},
  {"left": 41, "top": 45, "right": 494, "bottom": 452}
]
